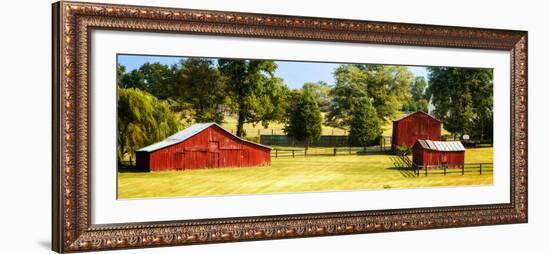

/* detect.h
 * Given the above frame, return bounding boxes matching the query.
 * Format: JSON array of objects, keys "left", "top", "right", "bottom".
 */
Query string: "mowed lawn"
[{"left": 117, "top": 147, "right": 493, "bottom": 199}]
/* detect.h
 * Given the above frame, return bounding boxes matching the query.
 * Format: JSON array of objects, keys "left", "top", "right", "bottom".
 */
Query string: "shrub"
[
  {"left": 441, "top": 134, "right": 452, "bottom": 141},
  {"left": 396, "top": 145, "right": 412, "bottom": 156}
]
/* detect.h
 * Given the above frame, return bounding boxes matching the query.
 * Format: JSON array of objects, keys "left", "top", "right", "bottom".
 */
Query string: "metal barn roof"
[
  {"left": 416, "top": 139, "right": 465, "bottom": 152},
  {"left": 136, "top": 123, "right": 272, "bottom": 152}
]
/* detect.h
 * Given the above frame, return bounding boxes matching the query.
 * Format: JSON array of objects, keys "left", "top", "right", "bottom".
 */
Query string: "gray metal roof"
[
  {"left": 136, "top": 123, "right": 271, "bottom": 152},
  {"left": 417, "top": 139, "right": 465, "bottom": 152}
]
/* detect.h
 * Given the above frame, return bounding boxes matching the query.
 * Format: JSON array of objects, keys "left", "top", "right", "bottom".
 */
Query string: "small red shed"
[
  {"left": 392, "top": 111, "right": 441, "bottom": 150},
  {"left": 412, "top": 140, "right": 465, "bottom": 169},
  {"left": 135, "top": 123, "right": 271, "bottom": 171}
]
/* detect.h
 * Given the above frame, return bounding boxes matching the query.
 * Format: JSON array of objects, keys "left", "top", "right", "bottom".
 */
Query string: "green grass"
[{"left": 117, "top": 147, "right": 493, "bottom": 199}]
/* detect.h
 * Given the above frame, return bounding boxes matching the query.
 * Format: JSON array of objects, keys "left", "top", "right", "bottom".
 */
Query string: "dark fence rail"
[
  {"left": 271, "top": 146, "right": 391, "bottom": 158},
  {"left": 412, "top": 162, "right": 493, "bottom": 176},
  {"left": 261, "top": 135, "right": 392, "bottom": 148}
]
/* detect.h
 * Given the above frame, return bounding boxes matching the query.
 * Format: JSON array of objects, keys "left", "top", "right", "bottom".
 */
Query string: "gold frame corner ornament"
[{"left": 52, "top": 1, "right": 527, "bottom": 252}]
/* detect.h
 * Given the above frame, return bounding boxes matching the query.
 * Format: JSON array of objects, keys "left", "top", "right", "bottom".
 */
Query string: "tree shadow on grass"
[{"left": 387, "top": 156, "right": 417, "bottom": 178}]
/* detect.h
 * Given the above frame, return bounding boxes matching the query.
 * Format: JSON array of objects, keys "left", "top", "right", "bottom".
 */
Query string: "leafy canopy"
[
  {"left": 218, "top": 59, "right": 289, "bottom": 137},
  {"left": 173, "top": 58, "right": 227, "bottom": 123},
  {"left": 427, "top": 67, "right": 493, "bottom": 139},
  {"left": 284, "top": 91, "right": 322, "bottom": 150},
  {"left": 349, "top": 97, "right": 382, "bottom": 147},
  {"left": 117, "top": 87, "right": 182, "bottom": 163},
  {"left": 327, "top": 64, "right": 412, "bottom": 128}
]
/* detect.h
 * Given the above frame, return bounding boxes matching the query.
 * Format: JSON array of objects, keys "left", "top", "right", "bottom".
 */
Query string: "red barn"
[
  {"left": 412, "top": 140, "right": 465, "bottom": 169},
  {"left": 392, "top": 111, "right": 441, "bottom": 150},
  {"left": 135, "top": 123, "right": 271, "bottom": 171}
]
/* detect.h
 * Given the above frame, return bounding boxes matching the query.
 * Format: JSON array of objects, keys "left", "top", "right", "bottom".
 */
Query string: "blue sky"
[{"left": 117, "top": 54, "right": 429, "bottom": 89}]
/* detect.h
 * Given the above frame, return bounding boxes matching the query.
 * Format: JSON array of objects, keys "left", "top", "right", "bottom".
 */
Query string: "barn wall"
[
  {"left": 143, "top": 125, "right": 271, "bottom": 171},
  {"left": 412, "top": 143, "right": 424, "bottom": 166},
  {"left": 414, "top": 149, "right": 465, "bottom": 169},
  {"left": 392, "top": 113, "right": 441, "bottom": 149}
]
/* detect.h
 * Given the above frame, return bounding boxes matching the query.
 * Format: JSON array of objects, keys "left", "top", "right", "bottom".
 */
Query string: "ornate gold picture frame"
[{"left": 52, "top": 1, "right": 527, "bottom": 252}]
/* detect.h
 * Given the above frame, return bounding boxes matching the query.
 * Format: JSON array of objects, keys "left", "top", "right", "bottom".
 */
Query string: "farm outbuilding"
[
  {"left": 391, "top": 111, "right": 442, "bottom": 150},
  {"left": 135, "top": 123, "right": 272, "bottom": 171},
  {"left": 412, "top": 139, "right": 465, "bottom": 169}
]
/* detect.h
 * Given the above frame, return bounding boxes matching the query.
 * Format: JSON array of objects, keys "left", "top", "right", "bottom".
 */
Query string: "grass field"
[{"left": 117, "top": 147, "right": 493, "bottom": 199}]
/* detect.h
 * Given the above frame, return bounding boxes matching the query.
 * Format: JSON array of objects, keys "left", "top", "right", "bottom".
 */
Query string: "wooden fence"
[
  {"left": 412, "top": 161, "right": 494, "bottom": 176},
  {"left": 262, "top": 135, "right": 391, "bottom": 148},
  {"left": 271, "top": 146, "right": 391, "bottom": 158}
]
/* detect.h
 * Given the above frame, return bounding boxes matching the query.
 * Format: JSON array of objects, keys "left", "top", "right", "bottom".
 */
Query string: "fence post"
[
  {"left": 304, "top": 149, "right": 307, "bottom": 157},
  {"left": 425, "top": 166, "right": 428, "bottom": 176},
  {"left": 333, "top": 148, "right": 337, "bottom": 156},
  {"left": 462, "top": 164, "right": 465, "bottom": 175},
  {"left": 275, "top": 149, "right": 278, "bottom": 158},
  {"left": 444, "top": 166, "right": 447, "bottom": 176},
  {"left": 349, "top": 146, "right": 351, "bottom": 155},
  {"left": 479, "top": 163, "right": 483, "bottom": 175},
  {"left": 292, "top": 150, "right": 295, "bottom": 158}
]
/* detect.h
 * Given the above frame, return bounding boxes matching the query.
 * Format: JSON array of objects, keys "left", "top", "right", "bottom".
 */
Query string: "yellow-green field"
[{"left": 117, "top": 147, "right": 493, "bottom": 199}]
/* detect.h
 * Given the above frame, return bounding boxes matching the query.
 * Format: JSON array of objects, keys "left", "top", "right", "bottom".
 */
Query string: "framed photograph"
[{"left": 52, "top": 1, "right": 528, "bottom": 252}]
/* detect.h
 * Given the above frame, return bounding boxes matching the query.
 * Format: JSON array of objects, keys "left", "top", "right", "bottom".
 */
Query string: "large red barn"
[
  {"left": 392, "top": 111, "right": 441, "bottom": 150},
  {"left": 135, "top": 123, "right": 271, "bottom": 171},
  {"left": 412, "top": 139, "right": 465, "bottom": 169}
]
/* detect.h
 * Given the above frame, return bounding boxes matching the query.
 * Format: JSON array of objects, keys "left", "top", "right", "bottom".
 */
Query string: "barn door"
[
  {"left": 175, "top": 152, "right": 185, "bottom": 170},
  {"left": 209, "top": 141, "right": 220, "bottom": 168}
]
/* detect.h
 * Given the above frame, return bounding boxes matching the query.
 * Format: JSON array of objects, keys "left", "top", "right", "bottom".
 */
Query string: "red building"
[
  {"left": 135, "top": 123, "right": 271, "bottom": 171},
  {"left": 392, "top": 111, "right": 441, "bottom": 150},
  {"left": 412, "top": 140, "right": 465, "bottom": 169}
]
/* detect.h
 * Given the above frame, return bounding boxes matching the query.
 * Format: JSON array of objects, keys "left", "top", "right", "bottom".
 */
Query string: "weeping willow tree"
[{"left": 117, "top": 87, "right": 182, "bottom": 166}]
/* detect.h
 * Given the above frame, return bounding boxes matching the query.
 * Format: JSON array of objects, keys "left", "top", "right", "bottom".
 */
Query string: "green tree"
[
  {"left": 118, "top": 62, "right": 176, "bottom": 99},
  {"left": 173, "top": 58, "right": 227, "bottom": 123},
  {"left": 284, "top": 91, "right": 322, "bottom": 152},
  {"left": 427, "top": 67, "right": 493, "bottom": 140},
  {"left": 411, "top": 76, "right": 428, "bottom": 101},
  {"left": 402, "top": 76, "right": 429, "bottom": 112},
  {"left": 349, "top": 98, "right": 382, "bottom": 148},
  {"left": 416, "top": 99, "right": 429, "bottom": 113},
  {"left": 327, "top": 64, "right": 412, "bottom": 128},
  {"left": 218, "top": 59, "right": 288, "bottom": 137},
  {"left": 302, "top": 81, "right": 333, "bottom": 112},
  {"left": 117, "top": 88, "right": 181, "bottom": 166},
  {"left": 139, "top": 62, "right": 176, "bottom": 100},
  {"left": 117, "top": 64, "right": 126, "bottom": 87},
  {"left": 120, "top": 69, "right": 146, "bottom": 90}
]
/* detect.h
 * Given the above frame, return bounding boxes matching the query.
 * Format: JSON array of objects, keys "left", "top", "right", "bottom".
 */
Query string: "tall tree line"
[
  {"left": 118, "top": 58, "right": 288, "bottom": 133},
  {"left": 427, "top": 67, "right": 493, "bottom": 140},
  {"left": 117, "top": 57, "right": 289, "bottom": 163}
]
